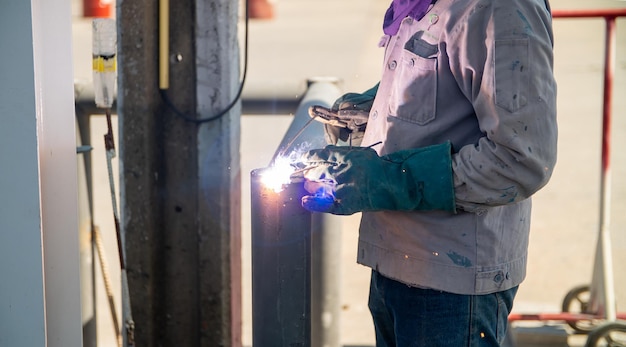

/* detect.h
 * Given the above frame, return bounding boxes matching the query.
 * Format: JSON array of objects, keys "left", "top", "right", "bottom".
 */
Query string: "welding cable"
[
  {"left": 270, "top": 114, "right": 319, "bottom": 166},
  {"left": 159, "top": 0, "right": 249, "bottom": 124}
]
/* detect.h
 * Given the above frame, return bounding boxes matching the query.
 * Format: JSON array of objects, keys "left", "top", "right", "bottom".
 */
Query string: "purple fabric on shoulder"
[{"left": 383, "top": 0, "right": 435, "bottom": 35}]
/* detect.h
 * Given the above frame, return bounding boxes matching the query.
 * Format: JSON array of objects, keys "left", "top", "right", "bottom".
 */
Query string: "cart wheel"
[
  {"left": 562, "top": 284, "right": 599, "bottom": 333},
  {"left": 584, "top": 322, "right": 626, "bottom": 347}
]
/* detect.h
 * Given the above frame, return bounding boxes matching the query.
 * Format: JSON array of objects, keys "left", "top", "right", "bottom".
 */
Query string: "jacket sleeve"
[{"left": 448, "top": 0, "right": 558, "bottom": 213}]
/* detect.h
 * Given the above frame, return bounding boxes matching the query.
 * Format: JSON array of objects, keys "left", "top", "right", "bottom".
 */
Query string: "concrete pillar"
[
  {"left": 118, "top": 0, "right": 241, "bottom": 345},
  {"left": 0, "top": 0, "right": 82, "bottom": 346}
]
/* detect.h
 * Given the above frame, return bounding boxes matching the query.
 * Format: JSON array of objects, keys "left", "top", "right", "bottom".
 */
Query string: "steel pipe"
[{"left": 271, "top": 77, "right": 342, "bottom": 165}]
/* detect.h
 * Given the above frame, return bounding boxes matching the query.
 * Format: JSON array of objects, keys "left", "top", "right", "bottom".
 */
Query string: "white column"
[
  {"left": 0, "top": 0, "right": 83, "bottom": 346},
  {"left": 0, "top": 2, "right": 47, "bottom": 345}
]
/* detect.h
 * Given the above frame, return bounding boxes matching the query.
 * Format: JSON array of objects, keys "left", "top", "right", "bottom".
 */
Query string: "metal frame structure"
[{"left": 509, "top": 8, "right": 626, "bottom": 347}]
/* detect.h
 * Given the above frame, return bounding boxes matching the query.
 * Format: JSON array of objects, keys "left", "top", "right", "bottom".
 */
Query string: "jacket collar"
[{"left": 383, "top": 0, "right": 437, "bottom": 35}]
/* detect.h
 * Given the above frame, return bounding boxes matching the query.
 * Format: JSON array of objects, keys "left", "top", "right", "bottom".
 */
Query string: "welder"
[{"left": 301, "top": 0, "right": 558, "bottom": 345}]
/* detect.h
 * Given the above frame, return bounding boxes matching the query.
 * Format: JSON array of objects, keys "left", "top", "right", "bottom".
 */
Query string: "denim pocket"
[
  {"left": 495, "top": 286, "right": 517, "bottom": 344},
  {"left": 494, "top": 38, "right": 529, "bottom": 113}
]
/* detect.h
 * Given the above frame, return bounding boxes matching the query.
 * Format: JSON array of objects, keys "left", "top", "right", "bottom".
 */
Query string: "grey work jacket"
[{"left": 358, "top": 0, "right": 557, "bottom": 295}]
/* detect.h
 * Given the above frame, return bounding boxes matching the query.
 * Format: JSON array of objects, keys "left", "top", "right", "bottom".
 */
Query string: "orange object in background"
[
  {"left": 84, "top": 0, "right": 113, "bottom": 17},
  {"left": 248, "top": 0, "right": 275, "bottom": 19}
]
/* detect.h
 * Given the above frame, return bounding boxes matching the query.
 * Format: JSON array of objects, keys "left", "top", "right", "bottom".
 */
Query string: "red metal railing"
[
  {"left": 551, "top": 8, "right": 626, "bottom": 174},
  {"left": 509, "top": 8, "right": 626, "bottom": 325}
]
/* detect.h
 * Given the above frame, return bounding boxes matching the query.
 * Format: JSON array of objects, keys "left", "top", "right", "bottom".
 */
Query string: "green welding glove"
[
  {"left": 301, "top": 142, "right": 456, "bottom": 215},
  {"left": 332, "top": 82, "right": 379, "bottom": 111},
  {"left": 309, "top": 83, "right": 379, "bottom": 146}
]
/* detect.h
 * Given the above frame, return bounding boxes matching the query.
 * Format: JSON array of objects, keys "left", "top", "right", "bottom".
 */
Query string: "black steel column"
[{"left": 250, "top": 170, "right": 311, "bottom": 347}]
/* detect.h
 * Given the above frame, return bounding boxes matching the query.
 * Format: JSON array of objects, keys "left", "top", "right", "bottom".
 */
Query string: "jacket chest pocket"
[{"left": 387, "top": 52, "right": 438, "bottom": 125}]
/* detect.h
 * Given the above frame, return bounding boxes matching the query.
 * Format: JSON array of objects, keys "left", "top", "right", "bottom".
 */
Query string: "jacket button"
[
  {"left": 372, "top": 110, "right": 378, "bottom": 120},
  {"left": 494, "top": 273, "right": 504, "bottom": 283},
  {"left": 409, "top": 58, "right": 415, "bottom": 67},
  {"left": 429, "top": 14, "right": 439, "bottom": 25},
  {"left": 388, "top": 60, "right": 397, "bottom": 70}
]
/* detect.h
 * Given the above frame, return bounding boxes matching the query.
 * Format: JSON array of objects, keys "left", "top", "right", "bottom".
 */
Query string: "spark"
[
  {"left": 260, "top": 143, "right": 315, "bottom": 193},
  {"left": 260, "top": 156, "right": 296, "bottom": 193}
]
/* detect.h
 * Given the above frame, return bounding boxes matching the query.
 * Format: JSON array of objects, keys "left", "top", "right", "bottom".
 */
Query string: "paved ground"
[{"left": 78, "top": 0, "right": 626, "bottom": 346}]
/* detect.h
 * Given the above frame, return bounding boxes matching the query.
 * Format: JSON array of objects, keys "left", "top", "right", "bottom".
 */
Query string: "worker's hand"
[
  {"left": 308, "top": 83, "right": 379, "bottom": 146},
  {"left": 300, "top": 143, "right": 457, "bottom": 215}
]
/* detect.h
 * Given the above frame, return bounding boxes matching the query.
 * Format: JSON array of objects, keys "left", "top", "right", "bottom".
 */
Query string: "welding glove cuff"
[
  {"left": 322, "top": 82, "right": 379, "bottom": 146},
  {"left": 301, "top": 142, "right": 456, "bottom": 215},
  {"left": 331, "top": 82, "right": 379, "bottom": 111}
]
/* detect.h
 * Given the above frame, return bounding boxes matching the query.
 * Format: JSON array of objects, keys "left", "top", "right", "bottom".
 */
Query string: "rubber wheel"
[
  {"left": 585, "top": 322, "right": 626, "bottom": 347},
  {"left": 562, "top": 284, "right": 600, "bottom": 333}
]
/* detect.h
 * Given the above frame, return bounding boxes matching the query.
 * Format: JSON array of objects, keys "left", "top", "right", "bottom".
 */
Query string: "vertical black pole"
[{"left": 250, "top": 169, "right": 311, "bottom": 347}]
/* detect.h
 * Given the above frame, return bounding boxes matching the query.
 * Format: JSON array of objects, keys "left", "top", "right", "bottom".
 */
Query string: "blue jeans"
[{"left": 368, "top": 270, "right": 517, "bottom": 347}]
